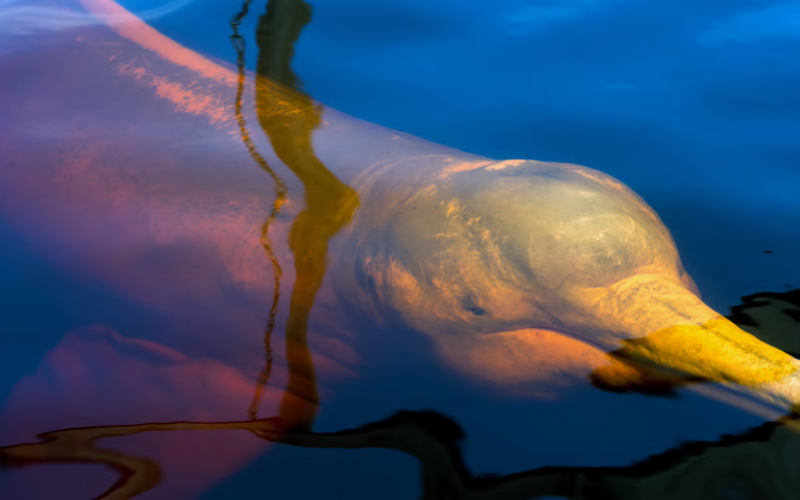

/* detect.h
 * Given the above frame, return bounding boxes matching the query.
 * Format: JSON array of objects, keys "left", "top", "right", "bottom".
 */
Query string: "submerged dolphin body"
[
  {"left": 2, "top": 0, "right": 800, "bottom": 410},
  {"left": 2, "top": 0, "right": 800, "bottom": 497}
]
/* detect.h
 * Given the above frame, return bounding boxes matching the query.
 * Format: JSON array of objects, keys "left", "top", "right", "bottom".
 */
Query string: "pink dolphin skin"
[{"left": 2, "top": 1, "right": 800, "bottom": 498}]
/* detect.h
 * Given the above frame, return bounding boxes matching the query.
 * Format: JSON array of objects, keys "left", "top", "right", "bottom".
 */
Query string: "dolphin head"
[
  {"left": 344, "top": 159, "right": 800, "bottom": 405},
  {"left": 352, "top": 160, "right": 688, "bottom": 339}
]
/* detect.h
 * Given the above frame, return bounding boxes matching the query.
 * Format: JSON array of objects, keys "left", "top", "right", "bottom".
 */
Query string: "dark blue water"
[{"left": 1, "top": 1, "right": 800, "bottom": 499}]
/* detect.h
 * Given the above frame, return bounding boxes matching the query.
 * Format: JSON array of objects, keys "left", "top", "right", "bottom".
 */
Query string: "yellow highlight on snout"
[{"left": 622, "top": 316, "right": 798, "bottom": 386}]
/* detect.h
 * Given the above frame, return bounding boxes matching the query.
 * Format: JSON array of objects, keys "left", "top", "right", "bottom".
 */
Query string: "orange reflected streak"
[{"left": 248, "top": 0, "right": 361, "bottom": 430}]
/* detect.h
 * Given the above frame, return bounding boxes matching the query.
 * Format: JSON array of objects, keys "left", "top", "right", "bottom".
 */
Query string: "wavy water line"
[{"left": 228, "top": 0, "right": 289, "bottom": 421}]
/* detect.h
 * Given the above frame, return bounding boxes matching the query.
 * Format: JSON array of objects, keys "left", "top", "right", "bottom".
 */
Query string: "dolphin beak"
[{"left": 573, "top": 274, "right": 800, "bottom": 410}]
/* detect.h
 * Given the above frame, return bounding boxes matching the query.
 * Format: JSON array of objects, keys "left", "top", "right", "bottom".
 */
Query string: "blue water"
[{"left": 1, "top": 0, "right": 800, "bottom": 498}]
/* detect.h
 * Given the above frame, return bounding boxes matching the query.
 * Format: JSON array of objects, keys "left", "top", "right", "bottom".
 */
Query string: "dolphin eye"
[{"left": 469, "top": 306, "right": 485, "bottom": 316}]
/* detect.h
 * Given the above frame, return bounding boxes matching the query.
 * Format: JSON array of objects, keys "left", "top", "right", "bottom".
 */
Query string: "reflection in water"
[
  {"left": 229, "top": 0, "right": 287, "bottom": 424},
  {"left": 251, "top": 0, "right": 358, "bottom": 431},
  {"left": 2, "top": 289, "right": 800, "bottom": 499},
  {"left": 229, "top": 0, "right": 360, "bottom": 430}
]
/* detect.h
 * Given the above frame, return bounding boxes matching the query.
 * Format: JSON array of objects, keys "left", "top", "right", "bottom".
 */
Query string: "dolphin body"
[
  {"left": 2, "top": 0, "right": 800, "bottom": 411},
  {"left": 1, "top": 0, "right": 800, "bottom": 497}
]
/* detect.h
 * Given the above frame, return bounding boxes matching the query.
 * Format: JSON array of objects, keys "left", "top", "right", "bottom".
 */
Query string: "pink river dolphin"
[{"left": 1, "top": 0, "right": 798, "bottom": 498}]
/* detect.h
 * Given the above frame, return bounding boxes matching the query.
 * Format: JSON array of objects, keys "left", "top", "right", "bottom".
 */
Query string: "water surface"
[{"left": 1, "top": 1, "right": 799, "bottom": 499}]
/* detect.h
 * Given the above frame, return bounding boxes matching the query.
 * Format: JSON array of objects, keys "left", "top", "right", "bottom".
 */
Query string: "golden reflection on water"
[
  {"left": 251, "top": 0, "right": 359, "bottom": 430},
  {"left": 228, "top": 0, "right": 361, "bottom": 431},
  {"left": 226, "top": 0, "right": 368, "bottom": 440}
]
